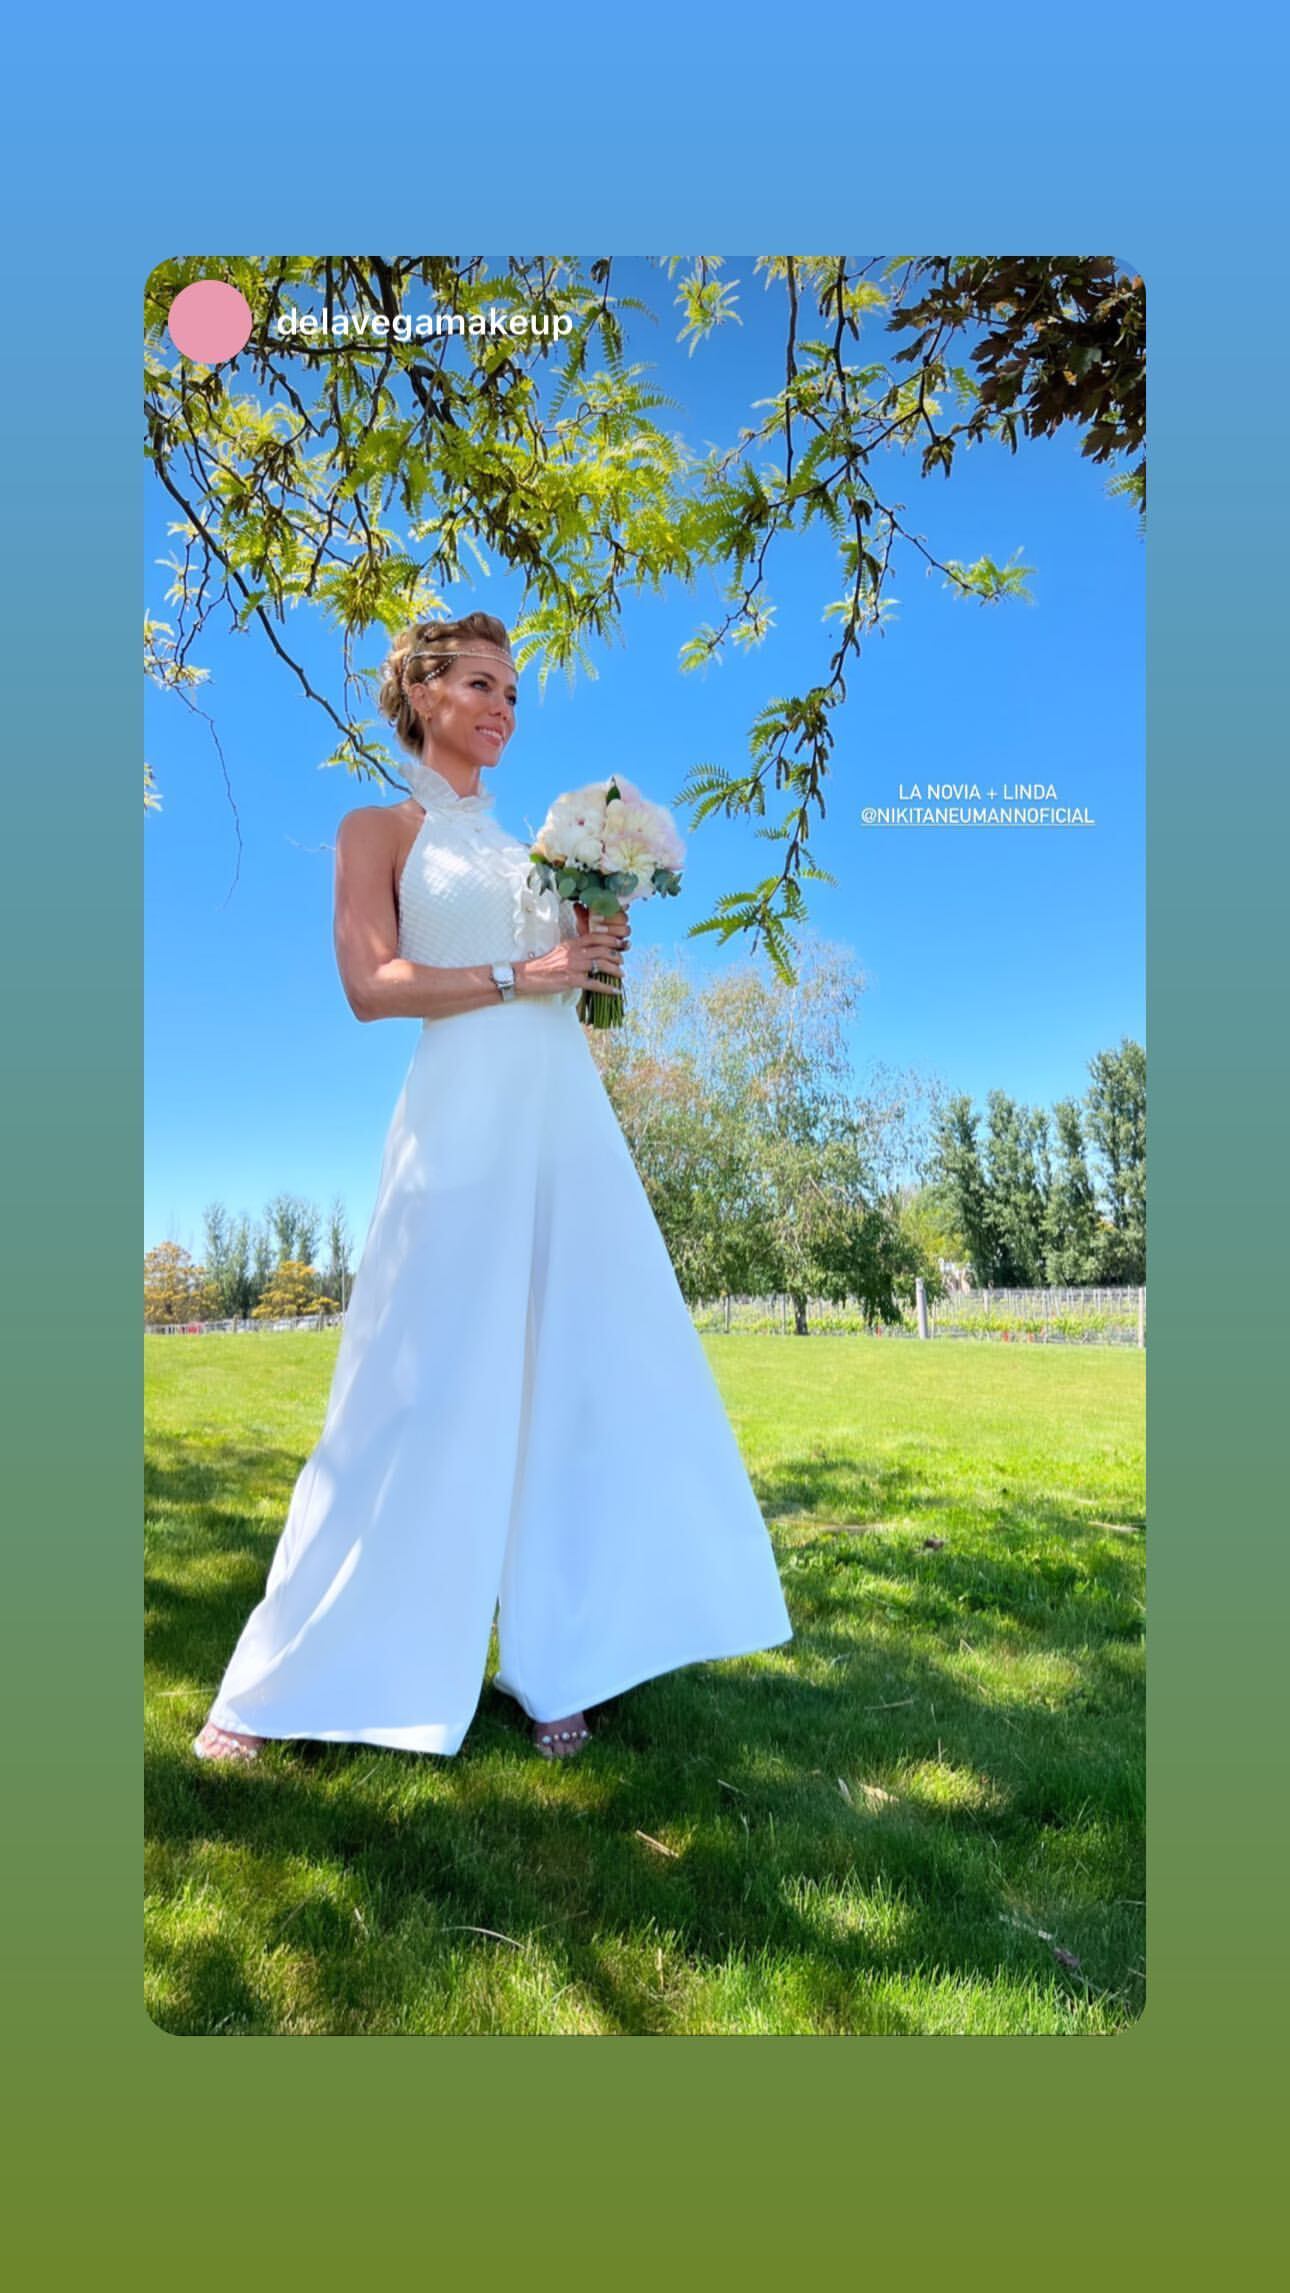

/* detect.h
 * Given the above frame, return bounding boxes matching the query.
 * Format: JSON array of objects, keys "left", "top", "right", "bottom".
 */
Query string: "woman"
[{"left": 194, "top": 612, "right": 793, "bottom": 1766}]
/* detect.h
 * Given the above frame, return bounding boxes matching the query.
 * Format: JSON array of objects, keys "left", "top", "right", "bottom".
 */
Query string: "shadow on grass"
[
  {"left": 147, "top": 1432, "right": 306, "bottom": 1530},
  {"left": 145, "top": 1438, "right": 1144, "bottom": 2036}
]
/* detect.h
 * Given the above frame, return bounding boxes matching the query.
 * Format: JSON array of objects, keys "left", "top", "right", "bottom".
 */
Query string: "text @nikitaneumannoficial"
[
  {"left": 273, "top": 305, "right": 575, "bottom": 344},
  {"left": 862, "top": 782, "right": 1096, "bottom": 827}
]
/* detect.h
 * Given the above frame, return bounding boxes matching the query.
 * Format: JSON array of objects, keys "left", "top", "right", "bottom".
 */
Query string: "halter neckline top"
[
  {"left": 399, "top": 754, "right": 496, "bottom": 817},
  {"left": 393, "top": 752, "right": 577, "bottom": 988}
]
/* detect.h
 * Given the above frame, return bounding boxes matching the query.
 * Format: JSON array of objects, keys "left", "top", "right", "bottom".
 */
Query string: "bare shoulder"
[
  {"left": 338, "top": 801, "right": 419, "bottom": 865},
  {"left": 337, "top": 802, "right": 404, "bottom": 843}
]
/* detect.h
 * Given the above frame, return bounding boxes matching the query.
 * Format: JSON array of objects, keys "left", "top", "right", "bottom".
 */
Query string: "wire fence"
[
  {"left": 927, "top": 1285, "right": 1144, "bottom": 1346},
  {"left": 147, "top": 1284, "right": 1145, "bottom": 1347},
  {"left": 692, "top": 1285, "right": 1145, "bottom": 1345},
  {"left": 145, "top": 1314, "right": 349, "bottom": 1335},
  {"left": 691, "top": 1293, "right": 1145, "bottom": 1339}
]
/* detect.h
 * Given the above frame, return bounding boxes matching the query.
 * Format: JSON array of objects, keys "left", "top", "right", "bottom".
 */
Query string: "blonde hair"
[{"left": 377, "top": 612, "right": 514, "bottom": 757}]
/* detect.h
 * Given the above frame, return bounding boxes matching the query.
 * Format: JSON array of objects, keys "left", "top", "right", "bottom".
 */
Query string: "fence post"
[
  {"left": 1138, "top": 1286, "right": 1145, "bottom": 1348},
  {"left": 915, "top": 1276, "right": 929, "bottom": 1339}
]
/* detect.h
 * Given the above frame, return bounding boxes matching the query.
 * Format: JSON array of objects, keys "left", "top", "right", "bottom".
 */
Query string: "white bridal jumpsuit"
[{"left": 205, "top": 754, "right": 793, "bottom": 1753}]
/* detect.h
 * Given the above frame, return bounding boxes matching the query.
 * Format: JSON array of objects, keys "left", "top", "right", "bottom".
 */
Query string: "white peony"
[
  {"left": 537, "top": 784, "right": 612, "bottom": 867},
  {"left": 562, "top": 784, "right": 611, "bottom": 824},
  {"left": 605, "top": 795, "right": 684, "bottom": 870},
  {"left": 601, "top": 801, "right": 664, "bottom": 881},
  {"left": 534, "top": 776, "right": 684, "bottom": 891}
]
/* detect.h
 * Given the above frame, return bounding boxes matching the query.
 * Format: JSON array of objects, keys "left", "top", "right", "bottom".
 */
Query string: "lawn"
[{"left": 145, "top": 1332, "right": 1145, "bottom": 2035}]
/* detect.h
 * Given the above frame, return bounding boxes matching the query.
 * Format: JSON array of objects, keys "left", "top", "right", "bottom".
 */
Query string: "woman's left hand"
[{"left": 574, "top": 903, "right": 631, "bottom": 954}]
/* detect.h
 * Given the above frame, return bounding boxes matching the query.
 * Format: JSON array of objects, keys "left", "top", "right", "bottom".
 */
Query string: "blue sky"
[{"left": 144, "top": 258, "right": 1143, "bottom": 1259}]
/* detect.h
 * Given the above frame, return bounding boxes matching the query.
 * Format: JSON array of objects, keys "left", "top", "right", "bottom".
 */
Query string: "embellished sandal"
[
  {"left": 532, "top": 1719, "right": 591, "bottom": 1761},
  {"left": 193, "top": 1721, "right": 264, "bottom": 1764}
]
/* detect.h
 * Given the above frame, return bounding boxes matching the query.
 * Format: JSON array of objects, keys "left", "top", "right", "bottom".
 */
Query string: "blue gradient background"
[{"left": 5, "top": 8, "right": 1283, "bottom": 2276}]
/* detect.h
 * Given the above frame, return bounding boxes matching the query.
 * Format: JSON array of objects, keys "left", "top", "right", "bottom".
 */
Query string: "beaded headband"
[{"left": 402, "top": 643, "right": 517, "bottom": 691}]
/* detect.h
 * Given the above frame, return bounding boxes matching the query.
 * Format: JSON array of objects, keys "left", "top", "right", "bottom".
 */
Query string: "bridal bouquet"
[{"left": 528, "top": 777, "right": 685, "bottom": 1028}]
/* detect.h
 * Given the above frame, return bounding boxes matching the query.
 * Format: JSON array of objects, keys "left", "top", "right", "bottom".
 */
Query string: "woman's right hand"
[{"left": 516, "top": 915, "right": 629, "bottom": 1000}]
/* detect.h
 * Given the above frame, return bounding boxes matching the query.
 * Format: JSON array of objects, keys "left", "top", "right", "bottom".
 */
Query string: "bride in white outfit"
[{"left": 194, "top": 613, "right": 793, "bottom": 1766}]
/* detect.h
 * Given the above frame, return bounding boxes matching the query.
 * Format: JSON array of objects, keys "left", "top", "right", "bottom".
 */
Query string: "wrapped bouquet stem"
[{"left": 527, "top": 776, "right": 686, "bottom": 1028}]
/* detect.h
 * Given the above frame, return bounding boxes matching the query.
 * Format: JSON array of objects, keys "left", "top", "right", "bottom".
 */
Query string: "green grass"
[{"left": 146, "top": 1333, "right": 1145, "bottom": 2035}]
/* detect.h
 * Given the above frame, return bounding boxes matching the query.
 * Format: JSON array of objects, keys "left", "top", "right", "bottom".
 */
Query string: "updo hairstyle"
[{"left": 376, "top": 612, "right": 514, "bottom": 757}]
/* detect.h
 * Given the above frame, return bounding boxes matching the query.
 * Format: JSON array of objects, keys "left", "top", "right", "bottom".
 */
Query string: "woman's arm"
[{"left": 332, "top": 810, "right": 625, "bottom": 1023}]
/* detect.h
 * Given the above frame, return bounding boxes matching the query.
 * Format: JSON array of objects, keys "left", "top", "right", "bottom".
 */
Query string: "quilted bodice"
[{"left": 394, "top": 755, "right": 578, "bottom": 972}]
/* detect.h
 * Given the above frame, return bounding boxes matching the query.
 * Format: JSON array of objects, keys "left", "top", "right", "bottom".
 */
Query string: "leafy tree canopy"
[{"left": 145, "top": 254, "right": 1144, "bottom": 976}]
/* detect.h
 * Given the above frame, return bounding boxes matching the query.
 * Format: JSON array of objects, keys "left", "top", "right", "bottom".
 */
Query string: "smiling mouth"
[{"left": 478, "top": 727, "right": 505, "bottom": 744}]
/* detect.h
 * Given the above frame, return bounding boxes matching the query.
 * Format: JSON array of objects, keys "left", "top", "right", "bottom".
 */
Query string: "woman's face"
[{"left": 421, "top": 655, "right": 517, "bottom": 771}]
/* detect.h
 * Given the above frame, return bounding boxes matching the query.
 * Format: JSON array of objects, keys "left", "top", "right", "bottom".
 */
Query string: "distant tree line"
[
  {"left": 587, "top": 949, "right": 1144, "bottom": 1328},
  {"left": 144, "top": 1193, "right": 354, "bottom": 1327},
  {"left": 928, "top": 1041, "right": 1145, "bottom": 1286},
  {"left": 144, "top": 952, "right": 1144, "bottom": 1329}
]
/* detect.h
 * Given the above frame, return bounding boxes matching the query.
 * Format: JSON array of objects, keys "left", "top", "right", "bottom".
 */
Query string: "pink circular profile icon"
[{"left": 166, "top": 280, "right": 254, "bottom": 365}]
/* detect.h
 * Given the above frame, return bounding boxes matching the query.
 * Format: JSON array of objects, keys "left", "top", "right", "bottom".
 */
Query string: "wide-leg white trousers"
[{"left": 206, "top": 996, "right": 792, "bottom": 1754}]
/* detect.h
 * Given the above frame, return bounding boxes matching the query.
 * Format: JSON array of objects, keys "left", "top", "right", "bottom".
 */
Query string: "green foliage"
[
  {"left": 1106, "top": 466, "right": 1146, "bottom": 516},
  {"left": 528, "top": 855, "right": 679, "bottom": 917},
  {"left": 146, "top": 1190, "right": 356, "bottom": 1327},
  {"left": 929, "top": 1042, "right": 1145, "bottom": 1287},
  {"left": 886, "top": 256, "right": 1145, "bottom": 502},
  {"left": 1083, "top": 1041, "right": 1146, "bottom": 1280},
  {"left": 252, "top": 1260, "right": 340, "bottom": 1320},
  {"left": 940, "top": 549, "right": 1035, "bottom": 604},
  {"left": 588, "top": 944, "right": 943, "bottom": 1323},
  {"left": 674, "top": 263, "right": 743, "bottom": 355}
]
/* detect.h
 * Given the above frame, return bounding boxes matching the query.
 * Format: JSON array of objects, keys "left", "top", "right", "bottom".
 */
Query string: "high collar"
[{"left": 400, "top": 753, "right": 496, "bottom": 816}]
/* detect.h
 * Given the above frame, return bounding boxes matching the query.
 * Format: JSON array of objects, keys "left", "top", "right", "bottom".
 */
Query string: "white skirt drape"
[{"left": 207, "top": 997, "right": 793, "bottom": 1751}]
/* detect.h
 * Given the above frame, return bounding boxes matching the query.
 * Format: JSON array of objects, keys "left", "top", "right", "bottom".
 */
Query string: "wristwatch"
[{"left": 491, "top": 961, "right": 516, "bottom": 1003}]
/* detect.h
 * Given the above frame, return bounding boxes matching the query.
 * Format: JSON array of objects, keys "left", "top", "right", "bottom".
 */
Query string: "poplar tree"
[
  {"left": 930, "top": 1098, "right": 997, "bottom": 1285},
  {"left": 985, "top": 1092, "right": 1049, "bottom": 1287},
  {"left": 1084, "top": 1040, "right": 1146, "bottom": 1281},
  {"left": 1042, "top": 1101, "right": 1104, "bottom": 1282}
]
